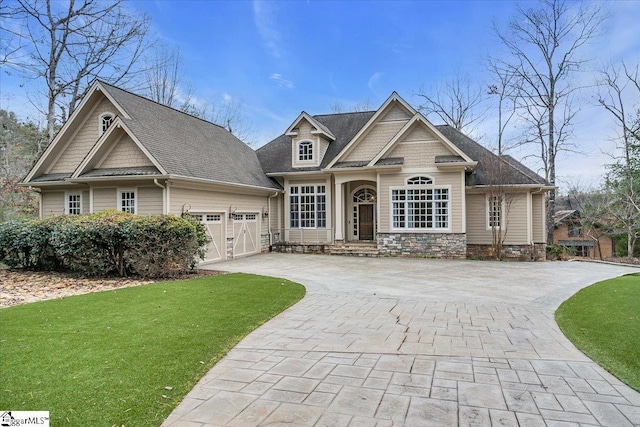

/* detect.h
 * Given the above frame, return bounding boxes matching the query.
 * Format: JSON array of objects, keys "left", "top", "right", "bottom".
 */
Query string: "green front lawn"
[
  {"left": 0, "top": 273, "right": 305, "bottom": 426},
  {"left": 556, "top": 273, "right": 640, "bottom": 391}
]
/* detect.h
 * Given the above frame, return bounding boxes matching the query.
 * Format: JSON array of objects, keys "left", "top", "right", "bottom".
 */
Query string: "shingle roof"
[
  {"left": 99, "top": 82, "right": 279, "bottom": 190},
  {"left": 30, "top": 173, "right": 72, "bottom": 183},
  {"left": 80, "top": 166, "right": 161, "bottom": 177},
  {"left": 257, "top": 110, "right": 549, "bottom": 187},
  {"left": 434, "top": 126, "right": 549, "bottom": 186},
  {"left": 257, "top": 111, "right": 375, "bottom": 174}
]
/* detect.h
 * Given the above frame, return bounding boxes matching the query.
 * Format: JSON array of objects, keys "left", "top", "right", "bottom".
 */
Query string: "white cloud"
[
  {"left": 253, "top": 1, "right": 282, "bottom": 58},
  {"left": 269, "top": 73, "right": 294, "bottom": 89},
  {"left": 368, "top": 71, "right": 383, "bottom": 93}
]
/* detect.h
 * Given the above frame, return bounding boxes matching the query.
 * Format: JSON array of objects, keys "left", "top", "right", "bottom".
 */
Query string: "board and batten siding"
[
  {"left": 377, "top": 171, "right": 464, "bottom": 234},
  {"left": 466, "top": 193, "right": 531, "bottom": 245},
  {"left": 49, "top": 97, "right": 116, "bottom": 174}
]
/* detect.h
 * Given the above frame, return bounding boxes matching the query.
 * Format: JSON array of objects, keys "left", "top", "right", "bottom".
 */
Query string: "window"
[
  {"left": 289, "top": 185, "right": 326, "bottom": 228},
  {"left": 100, "top": 114, "right": 114, "bottom": 134},
  {"left": 568, "top": 222, "right": 582, "bottom": 237},
  {"left": 118, "top": 189, "right": 136, "bottom": 214},
  {"left": 487, "top": 195, "right": 502, "bottom": 228},
  {"left": 206, "top": 214, "right": 221, "bottom": 222},
  {"left": 353, "top": 188, "right": 376, "bottom": 203},
  {"left": 407, "top": 176, "right": 433, "bottom": 185},
  {"left": 391, "top": 177, "right": 449, "bottom": 230},
  {"left": 297, "top": 140, "right": 313, "bottom": 161},
  {"left": 65, "top": 193, "right": 82, "bottom": 215}
]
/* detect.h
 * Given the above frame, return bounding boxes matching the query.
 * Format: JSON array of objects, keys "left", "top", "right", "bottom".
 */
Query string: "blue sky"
[{"left": 2, "top": 1, "right": 640, "bottom": 190}]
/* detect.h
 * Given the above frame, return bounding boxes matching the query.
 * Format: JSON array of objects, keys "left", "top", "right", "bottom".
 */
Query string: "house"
[
  {"left": 553, "top": 210, "right": 614, "bottom": 259},
  {"left": 21, "top": 81, "right": 552, "bottom": 261}
]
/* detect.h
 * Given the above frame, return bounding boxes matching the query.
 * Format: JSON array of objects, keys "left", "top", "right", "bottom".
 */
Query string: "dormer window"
[
  {"left": 298, "top": 140, "right": 313, "bottom": 162},
  {"left": 100, "top": 113, "right": 114, "bottom": 134}
]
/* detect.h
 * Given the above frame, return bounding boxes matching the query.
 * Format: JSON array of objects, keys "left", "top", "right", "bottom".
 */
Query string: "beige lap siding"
[
  {"left": 378, "top": 172, "right": 464, "bottom": 234},
  {"left": 49, "top": 98, "right": 116, "bottom": 174},
  {"left": 531, "top": 193, "right": 545, "bottom": 243},
  {"left": 466, "top": 193, "right": 530, "bottom": 245},
  {"left": 137, "top": 187, "right": 163, "bottom": 215},
  {"left": 343, "top": 121, "right": 406, "bottom": 162},
  {"left": 92, "top": 188, "right": 117, "bottom": 212},
  {"left": 41, "top": 191, "right": 65, "bottom": 217},
  {"left": 98, "top": 135, "right": 155, "bottom": 169},
  {"left": 169, "top": 186, "right": 266, "bottom": 240}
]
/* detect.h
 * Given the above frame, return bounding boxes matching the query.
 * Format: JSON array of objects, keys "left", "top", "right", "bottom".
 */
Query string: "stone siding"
[
  {"left": 377, "top": 233, "right": 466, "bottom": 259},
  {"left": 467, "top": 243, "right": 546, "bottom": 261},
  {"left": 273, "top": 243, "right": 331, "bottom": 254},
  {"left": 261, "top": 234, "right": 270, "bottom": 253}
]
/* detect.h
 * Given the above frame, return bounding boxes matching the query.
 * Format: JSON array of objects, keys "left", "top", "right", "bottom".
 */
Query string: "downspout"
[
  {"left": 153, "top": 179, "right": 166, "bottom": 214},
  {"left": 29, "top": 186, "right": 42, "bottom": 218},
  {"left": 267, "top": 191, "right": 279, "bottom": 248}
]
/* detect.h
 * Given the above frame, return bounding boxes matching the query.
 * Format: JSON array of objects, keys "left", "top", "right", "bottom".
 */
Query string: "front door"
[{"left": 358, "top": 204, "right": 374, "bottom": 240}]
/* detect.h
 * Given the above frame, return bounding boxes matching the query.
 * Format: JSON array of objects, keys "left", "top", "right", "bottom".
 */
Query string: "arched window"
[
  {"left": 100, "top": 113, "right": 114, "bottom": 134},
  {"left": 407, "top": 176, "right": 433, "bottom": 185},
  {"left": 298, "top": 140, "right": 313, "bottom": 161},
  {"left": 353, "top": 188, "right": 376, "bottom": 203}
]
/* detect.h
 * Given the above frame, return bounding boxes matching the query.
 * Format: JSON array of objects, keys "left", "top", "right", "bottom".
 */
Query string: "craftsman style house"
[
  {"left": 553, "top": 210, "right": 614, "bottom": 259},
  {"left": 22, "top": 81, "right": 552, "bottom": 262}
]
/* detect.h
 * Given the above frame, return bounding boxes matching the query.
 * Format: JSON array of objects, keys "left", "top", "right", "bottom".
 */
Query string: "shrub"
[
  {"left": 546, "top": 244, "right": 566, "bottom": 260},
  {"left": 0, "top": 211, "right": 209, "bottom": 278}
]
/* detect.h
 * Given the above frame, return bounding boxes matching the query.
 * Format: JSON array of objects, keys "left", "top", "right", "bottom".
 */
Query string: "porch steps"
[{"left": 329, "top": 242, "right": 380, "bottom": 257}]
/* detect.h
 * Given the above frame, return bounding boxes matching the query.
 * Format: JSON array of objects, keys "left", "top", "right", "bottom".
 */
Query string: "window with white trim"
[
  {"left": 297, "top": 140, "right": 314, "bottom": 161},
  {"left": 100, "top": 114, "right": 114, "bottom": 134},
  {"left": 391, "top": 177, "right": 449, "bottom": 230},
  {"left": 65, "top": 193, "right": 82, "bottom": 215},
  {"left": 118, "top": 189, "right": 136, "bottom": 214},
  {"left": 487, "top": 195, "right": 502, "bottom": 228},
  {"left": 289, "top": 185, "right": 326, "bottom": 228}
]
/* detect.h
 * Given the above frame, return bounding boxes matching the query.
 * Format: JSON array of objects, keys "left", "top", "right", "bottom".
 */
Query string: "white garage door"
[
  {"left": 193, "top": 213, "right": 225, "bottom": 263},
  {"left": 232, "top": 213, "right": 259, "bottom": 257}
]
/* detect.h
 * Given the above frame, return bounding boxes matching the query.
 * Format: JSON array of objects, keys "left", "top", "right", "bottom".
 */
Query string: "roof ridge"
[
  {"left": 97, "top": 80, "right": 230, "bottom": 132},
  {"left": 313, "top": 110, "right": 376, "bottom": 118}
]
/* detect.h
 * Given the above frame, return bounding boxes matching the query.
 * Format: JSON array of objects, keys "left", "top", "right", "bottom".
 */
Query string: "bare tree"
[
  {"left": 481, "top": 152, "right": 519, "bottom": 259},
  {"left": 142, "top": 44, "right": 184, "bottom": 108},
  {"left": 597, "top": 61, "right": 640, "bottom": 259},
  {"left": 5, "top": 0, "right": 150, "bottom": 142},
  {"left": 329, "top": 100, "right": 375, "bottom": 114},
  {"left": 486, "top": 60, "right": 520, "bottom": 155},
  {"left": 494, "top": 0, "right": 604, "bottom": 243},
  {"left": 415, "top": 73, "right": 484, "bottom": 134}
]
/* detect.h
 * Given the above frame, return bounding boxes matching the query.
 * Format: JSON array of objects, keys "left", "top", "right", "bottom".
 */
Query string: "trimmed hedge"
[{"left": 0, "top": 211, "right": 209, "bottom": 278}]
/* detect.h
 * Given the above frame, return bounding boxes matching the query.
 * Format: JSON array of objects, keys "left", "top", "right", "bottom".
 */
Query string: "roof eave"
[
  {"left": 435, "top": 161, "right": 477, "bottom": 171},
  {"left": 167, "top": 175, "right": 283, "bottom": 192}
]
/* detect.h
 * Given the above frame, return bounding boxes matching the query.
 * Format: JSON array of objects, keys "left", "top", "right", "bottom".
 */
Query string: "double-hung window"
[
  {"left": 391, "top": 176, "right": 449, "bottom": 230},
  {"left": 289, "top": 185, "right": 326, "bottom": 228},
  {"left": 118, "top": 189, "right": 136, "bottom": 214},
  {"left": 65, "top": 193, "right": 82, "bottom": 215}
]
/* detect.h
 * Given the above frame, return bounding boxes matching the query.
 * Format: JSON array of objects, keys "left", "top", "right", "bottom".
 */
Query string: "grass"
[
  {"left": 0, "top": 273, "right": 305, "bottom": 426},
  {"left": 556, "top": 273, "right": 640, "bottom": 391}
]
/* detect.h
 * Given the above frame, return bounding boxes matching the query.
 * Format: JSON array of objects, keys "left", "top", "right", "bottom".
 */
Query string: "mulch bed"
[{"left": 0, "top": 269, "right": 225, "bottom": 308}]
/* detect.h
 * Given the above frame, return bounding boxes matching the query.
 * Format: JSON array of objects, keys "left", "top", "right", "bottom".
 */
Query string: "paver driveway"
[{"left": 163, "top": 255, "right": 640, "bottom": 426}]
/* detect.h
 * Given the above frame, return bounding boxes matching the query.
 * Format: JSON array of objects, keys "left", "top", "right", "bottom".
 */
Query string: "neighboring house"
[
  {"left": 553, "top": 210, "right": 614, "bottom": 259},
  {"left": 22, "top": 82, "right": 552, "bottom": 261}
]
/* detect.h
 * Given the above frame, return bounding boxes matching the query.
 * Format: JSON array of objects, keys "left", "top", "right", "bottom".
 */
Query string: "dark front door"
[{"left": 358, "top": 204, "right": 374, "bottom": 240}]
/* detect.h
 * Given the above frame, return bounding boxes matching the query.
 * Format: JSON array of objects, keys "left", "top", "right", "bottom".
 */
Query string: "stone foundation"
[
  {"left": 272, "top": 242, "right": 331, "bottom": 254},
  {"left": 467, "top": 243, "right": 546, "bottom": 261},
  {"left": 377, "top": 233, "right": 466, "bottom": 259},
  {"left": 261, "top": 234, "right": 270, "bottom": 253}
]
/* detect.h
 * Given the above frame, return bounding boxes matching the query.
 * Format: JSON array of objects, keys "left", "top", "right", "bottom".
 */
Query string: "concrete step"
[{"left": 329, "top": 245, "right": 380, "bottom": 257}]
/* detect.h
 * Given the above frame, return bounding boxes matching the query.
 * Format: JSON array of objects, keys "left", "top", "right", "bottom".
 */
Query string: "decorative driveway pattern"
[{"left": 163, "top": 255, "right": 640, "bottom": 426}]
